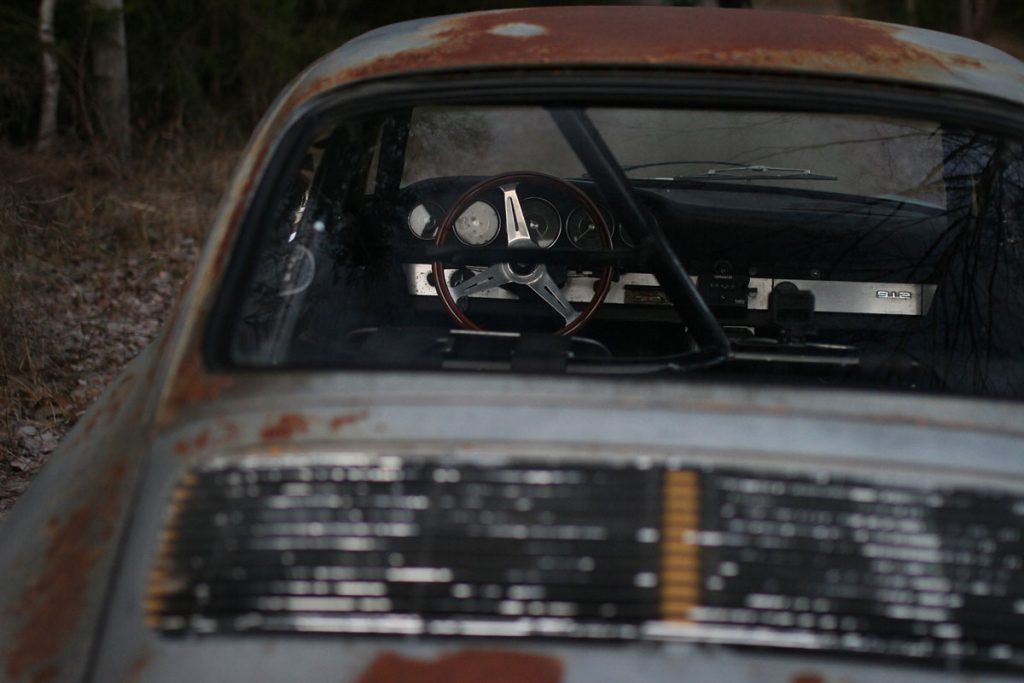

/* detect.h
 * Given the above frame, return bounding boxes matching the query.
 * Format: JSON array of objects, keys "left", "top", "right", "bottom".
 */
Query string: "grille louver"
[{"left": 149, "top": 454, "right": 1024, "bottom": 670}]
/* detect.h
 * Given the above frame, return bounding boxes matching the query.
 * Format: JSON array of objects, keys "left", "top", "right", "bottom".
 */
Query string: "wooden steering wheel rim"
[{"left": 431, "top": 171, "right": 613, "bottom": 336}]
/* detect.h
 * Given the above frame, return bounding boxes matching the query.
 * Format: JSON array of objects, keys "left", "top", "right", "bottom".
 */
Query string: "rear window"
[{"left": 222, "top": 103, "right": 1024, "bottom": 400}]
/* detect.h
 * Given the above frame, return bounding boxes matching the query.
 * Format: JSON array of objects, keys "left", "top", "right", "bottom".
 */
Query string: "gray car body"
[{"left": 2, "top": 7, "right": 1024, "bottom": 682}]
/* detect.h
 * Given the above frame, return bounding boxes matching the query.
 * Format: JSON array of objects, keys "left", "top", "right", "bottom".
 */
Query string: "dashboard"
[{"left": 392, "top": 176, "right": 939, "bottom": 326}]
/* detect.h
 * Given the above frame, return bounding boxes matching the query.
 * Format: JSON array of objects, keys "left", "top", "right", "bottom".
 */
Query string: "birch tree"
[
  {"left": 90, "top": 0, "right": 130, "bottom": 157},
  {"left": 959, "top": 0, "right": 998, "bottom": 39},
  {"left": 36, "top": 0, "right": 59, "bottom": 151}
]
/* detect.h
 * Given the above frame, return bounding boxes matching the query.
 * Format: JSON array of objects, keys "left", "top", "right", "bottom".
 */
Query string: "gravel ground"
[{"left": 0, "top": 236, "right": 200, "bottom": 522}]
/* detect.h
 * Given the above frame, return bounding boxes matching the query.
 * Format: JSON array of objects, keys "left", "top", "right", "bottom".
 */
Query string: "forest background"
[{"left": 0, "top": 0, "right": 1021, "bottom": 518}]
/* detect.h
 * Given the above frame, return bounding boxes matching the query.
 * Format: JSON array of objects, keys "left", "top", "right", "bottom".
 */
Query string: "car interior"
[{"left": 222, "top": 103, "right": 1024, "bottom": 399}]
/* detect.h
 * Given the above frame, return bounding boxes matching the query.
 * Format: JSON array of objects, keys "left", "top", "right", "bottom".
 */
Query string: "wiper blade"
[
  {"left": 680, "top": 165, "right": 837, "bottom": 181},
  {"left": 619, "top": 159, "right": 749, "bottom": 174},
  {"left": 614, "top": 160, "right": 837, "bottom": 181}
]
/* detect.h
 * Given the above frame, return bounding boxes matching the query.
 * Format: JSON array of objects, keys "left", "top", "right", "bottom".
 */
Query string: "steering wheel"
[{"left": 432, "top": 172, "right": 613, "bottom": 336}]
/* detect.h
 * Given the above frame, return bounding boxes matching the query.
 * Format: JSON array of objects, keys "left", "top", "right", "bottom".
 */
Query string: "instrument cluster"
[{"left": 403, "top": 185, "right": 637, "bottom": 249}]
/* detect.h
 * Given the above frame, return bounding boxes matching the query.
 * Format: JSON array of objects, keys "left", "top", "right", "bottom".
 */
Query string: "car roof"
[
  {"left": 157, "top": 7, "right": 1024, "bottom": 423},
  {"left": 286, "top": 6, "right": 1024, "bottom": 107}
]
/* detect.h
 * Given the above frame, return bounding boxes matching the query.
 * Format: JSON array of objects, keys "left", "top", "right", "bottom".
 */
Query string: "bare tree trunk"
[
  {"left": 36, "top": 0, "right": 59, "bottom": 151},
  {"left": 960, "top": 0, "right": 999, "bottom": 40},
  {"left": 90, "top": 0, "right": 130, "bottom": 158}
]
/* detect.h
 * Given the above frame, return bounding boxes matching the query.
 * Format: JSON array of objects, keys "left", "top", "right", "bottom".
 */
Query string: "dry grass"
[{"left": 0, "top": 134, "right": 240, "bottom": 517}]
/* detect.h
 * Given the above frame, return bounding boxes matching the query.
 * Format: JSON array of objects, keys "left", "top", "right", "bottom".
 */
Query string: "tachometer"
[
  {"left": 567, "top": 207, "right": 612, "bottom": 249},
  {"left": 454, "top": 201, "right": 500, "bottom": 246},
  {"left": 522, "top": 197, "right": 561, "bottom": 248},
  {"left": 407, "top": 202, "right": 441, "bottom": 240}
]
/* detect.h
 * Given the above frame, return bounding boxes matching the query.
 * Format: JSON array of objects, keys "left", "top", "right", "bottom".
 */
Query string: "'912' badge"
[{"left": 876, "top": 290, "right": 912, "bottom": 299}]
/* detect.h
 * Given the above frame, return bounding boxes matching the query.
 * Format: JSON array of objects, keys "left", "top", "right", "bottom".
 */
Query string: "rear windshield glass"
[{"left": 222, "top": 104, "right": 1024, "bottom": 400}]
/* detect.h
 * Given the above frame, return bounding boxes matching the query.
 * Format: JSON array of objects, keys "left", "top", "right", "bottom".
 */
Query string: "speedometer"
[{"left": 454, "top": 201, "right": 500, "bottom": 246}]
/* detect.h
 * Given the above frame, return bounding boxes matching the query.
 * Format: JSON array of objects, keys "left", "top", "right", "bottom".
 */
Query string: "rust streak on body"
[
  {"left": 159, "top": 348, "right": 233, "bottom": 426},
  {"left": 355, "top": 650, "right": 563, "bottom": 683},
  {"left": 792, "top": 673, "right": 827, "bottom": 683},
  {"left": 5, "top": 458, "right": 130, "bottom": 682},
  {"left": 330, "top": 410, "right": 369, "bottom": 431},
  {"left": 261, "top": 413, "right": 309, "bottom": 442},
  {"left": 174, "top": 420, "right": 238, "bottom": 457},
  {"left": 122, "top": 654, "right": 151, "bottom": 683}
]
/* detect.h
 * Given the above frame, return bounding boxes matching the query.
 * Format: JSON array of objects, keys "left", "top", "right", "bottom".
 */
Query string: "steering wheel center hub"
[{"left": 510, "top": 261, "right": 538, "bottom": 277}]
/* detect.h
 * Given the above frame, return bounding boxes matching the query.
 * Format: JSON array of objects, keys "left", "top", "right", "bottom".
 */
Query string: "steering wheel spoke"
[
  {"left": 500, "top": 183, "right": 535, "bottom": 247},
  {"left": 449, "top": 264, "right": 513, "bottom": 301},
  {"left": 527, "top": 268, "right": 580, "bottom": 324}
]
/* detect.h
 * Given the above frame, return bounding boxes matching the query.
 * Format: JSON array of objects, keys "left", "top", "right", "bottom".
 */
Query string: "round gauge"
[
  {"left": 407, "top": 202, "right": 441, "bottom": 240},
  {"left": 454, "top": 201, "right": 500, "bottom": 246},
  {"left": 566, "top": 207, "right": 612, "bottom": 249},
  {"left": 619, "top": 222, "right": 636, "bottom": 247},
  {"left": 521, "top": 197, "right": 561, "bottom": 248}
]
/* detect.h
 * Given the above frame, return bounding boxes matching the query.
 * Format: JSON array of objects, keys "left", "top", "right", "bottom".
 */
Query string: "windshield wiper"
[
  {"left": 612, "top": 160, "right": 837, "bottom": 181},
  {"left": 681, "top": 165, "right": 837, "bottom": 181}
]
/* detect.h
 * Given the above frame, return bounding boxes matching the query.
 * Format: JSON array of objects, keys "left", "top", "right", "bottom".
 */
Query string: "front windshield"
[{"left": 224, "top": 104, "right": 1024, "bottom": 400}]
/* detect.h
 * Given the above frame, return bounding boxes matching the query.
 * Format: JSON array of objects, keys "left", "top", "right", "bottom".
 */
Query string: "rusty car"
[{"left": 4, "top": 6, "right": 1024, "bottom": 682}]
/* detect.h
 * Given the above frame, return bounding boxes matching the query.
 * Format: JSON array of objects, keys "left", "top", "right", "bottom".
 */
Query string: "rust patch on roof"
[
  {"left": 288, "top": 7, "right": 996, "bottom": 109},
  {"left": 5, "top": 457, "right": 129, "bottom": 682},
  {"left": 354, "top": 650, "right": 563, "bottom": 683},
  {"left": 330, "top": 410, "right": 369, "bottom": 431},
  {"left": 260, "top": 412, "right": 309, "bottom": 442}
]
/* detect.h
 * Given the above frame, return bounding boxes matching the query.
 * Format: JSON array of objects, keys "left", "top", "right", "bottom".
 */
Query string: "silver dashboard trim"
[{"left": 404, "top": 265, "right": 936, "bottom": 316}]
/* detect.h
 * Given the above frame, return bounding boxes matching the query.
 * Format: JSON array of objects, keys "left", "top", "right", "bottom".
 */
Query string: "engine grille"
[{"left": 149, "top": 454, "right": 1024, "bottom": 669}]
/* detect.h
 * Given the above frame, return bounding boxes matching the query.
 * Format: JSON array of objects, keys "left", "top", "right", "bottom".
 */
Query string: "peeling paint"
[
  {"left": 489, "top": 22, "right": 546, "bottom": 38},
  {"left": 5, "top": 458, "right": 129, "bottom": 682},
  {"left": 159, "top": 348, "right": 233, "bottom": 425},
  {"left": 285, "top": 7, "right": 1024, "bottom": 112},
  {"left": 792, "top": 673, "right": 827, "bottom": 683},
  {"left": 354, "top": 650, "right": 563, "bottom": 683},
  {"left": 260, "top": 413, "right": 310, "bottom": 442},
  {"left": 174, "top": 421, "right": 239, "bottom": 456},
  {"left": 330, "top": 410, "right": 369, "bottom": 431},
  {"left": 122, "top": 654, "right": 151, "bottom": 683}
]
